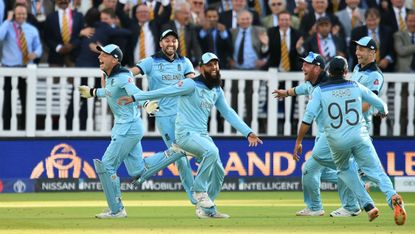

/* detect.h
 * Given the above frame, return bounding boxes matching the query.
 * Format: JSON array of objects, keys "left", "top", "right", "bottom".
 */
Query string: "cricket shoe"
[
  {"left": 296, "top": 208, "right": 324, "bottom": 216},
  {"left": 392, "top": 194, "right": 407, "bottom": 225},
  {"left": 95, "top": 207, "right": 127, "bottom": 219},
  {"left": 367, "top": 207, "right": 379, "bottom": 222},
  {"left": 330, "top": 207, "right": 361, "bottom": 217},
  {"left": 193, "top": 192, "right": 215, "bottom": 208},
  {"left": 196, "top": 205, "right": 230, "bottom": 219}
]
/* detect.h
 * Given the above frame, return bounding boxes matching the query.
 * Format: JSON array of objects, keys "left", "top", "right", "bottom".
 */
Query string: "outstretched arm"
[
  {"left": 117, "top": 79, "right": 196, "bottom": 105},
  {"left": 272, "top": 82, "right": 310, "bottom": 100},
  {"left": 216, "top": 88, "right": 262, "bottom": 146}
]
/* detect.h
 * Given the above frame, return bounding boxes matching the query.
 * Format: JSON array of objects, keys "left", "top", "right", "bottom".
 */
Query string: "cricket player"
[
  {"left": 130, "top": 29, "right": 196, "bottom": 204},
  {"left": 119, "top": 52, "right": 263, "bottom": 218},
  {"left": 273, "top": 52, "right": 361, "bottom": 217},
  {"left": 350, "top": 37, "right": 384, "bottom": 132},
  {"left": 78, "top": 44, "right": 170, "bottom": 219},
  {"left": 294, "top": 56, "right": 406, "bottom": 225}
]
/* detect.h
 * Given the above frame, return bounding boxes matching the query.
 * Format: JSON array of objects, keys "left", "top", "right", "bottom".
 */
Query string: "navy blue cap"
[
  {"left": 97, "top": 44, "right": 123, "bottom": 61},
  {"left": 353, "top": 36, "right": 377, "bottom": 50},
  {"left": 299, "top": 52, "right": 325, "bottom": 69},
  {"left": 160, "top": 29, "right": 178, "bottom": 41}
]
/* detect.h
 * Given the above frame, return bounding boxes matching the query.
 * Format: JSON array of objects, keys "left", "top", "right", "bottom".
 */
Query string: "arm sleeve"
[
  {"left": 302, "top": 88, "right": 322, "bottom": 124},
  {"left": 183, "top": 57, "right": 195, "bottom": 76},
  {"left": 360, "top": 83, "right": 388, "bottom": 114},
  {"left": 133, "top": 78, "right": 196, "bottom": 101},
  {"left": 215, "top": 88, "right": 252, "bottom": 137},
  {"left": 294, "top": 82, "right": 311, "bottom": 96},
  {"left": 32, "top": 29, "right": 42, "bottom": 57},
  {"left": 96, "top": 88, "right": 106, "bottom": 98},
  {"left": 136, "top": 57, "right": 153, "bottom": 75},
  {"left": 0, "top": 20, "right": 10, "bottom": 40},
  {"left": 366, "top": 72, "right": 383, "bottom": 94},
  {"left": 118, "top": 73, "right": 141, "bottom": 96}
]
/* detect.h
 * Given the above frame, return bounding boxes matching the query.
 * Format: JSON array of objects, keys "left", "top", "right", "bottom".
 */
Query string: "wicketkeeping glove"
[
  {"left": 143, "top": 100, "right": 159, "bottom": 116},
  {"left": 79, "top": 86, "right": 96, "bottom": 98}
]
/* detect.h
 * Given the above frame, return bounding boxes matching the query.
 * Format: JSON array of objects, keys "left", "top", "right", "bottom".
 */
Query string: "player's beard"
[
  {"left": 162, "top": 46, "right": 176, "bottom": 57},
  {"left": 204, "top": 70, "right": 222, "bottom": 89}
]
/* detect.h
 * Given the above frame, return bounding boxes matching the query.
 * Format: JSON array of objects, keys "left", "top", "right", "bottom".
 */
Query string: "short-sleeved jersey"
[
  {"left": 136, "top": 52, "right": 195, "bottom": 116},
  {"left": 294, "top": 72, "right": 327, "bottom": 136},
  {"left": 132, "top": 76, "right": 252, "bottom": 137},
  {"left": 350, "top": 62, "right": 384, "bottom": 130},
  {"left": 96, "top": 65, "right": 141, "bottom": 124},
  {"left": 303, "top": 78, "right": 387, "bottom": 150}
]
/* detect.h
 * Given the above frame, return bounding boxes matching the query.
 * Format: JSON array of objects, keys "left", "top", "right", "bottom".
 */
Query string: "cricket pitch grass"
[{"left": 0, "top": 191, "right": 413, "bottom": 234}]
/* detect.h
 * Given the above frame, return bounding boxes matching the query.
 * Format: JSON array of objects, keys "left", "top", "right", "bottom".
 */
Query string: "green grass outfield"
[{"left": 0, "top": 191, "right": 413, "bottom": 234}]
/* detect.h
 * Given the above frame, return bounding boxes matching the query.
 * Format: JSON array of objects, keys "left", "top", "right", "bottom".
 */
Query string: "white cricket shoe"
[
  {"left": 296, "top": 208, "right": 324, "bottom": 216},
  {"left": 196, "top": 205, "right": 230, "bottom": 219},
  {"left": 95, "top": 207, "right": 127, "bottom": 219},
  {"left": 330, "top": 207, "right": 361, "bottom": 217},
  {"left": 193, "top": 192, "right": 215, "bottom": 208}
]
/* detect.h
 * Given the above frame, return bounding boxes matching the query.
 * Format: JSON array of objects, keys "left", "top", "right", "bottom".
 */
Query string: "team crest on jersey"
[
  {"left": 158, "top": 63, "right": 164, "bottom": 71},
  {"left": 177, "top": 80, "right": 183, "bottom": 87},
  {"left": 128, "top": 78, "right": 133, "bottom": 83},
  {"left": 177, "top": 64, "right": 181, "bottom": 71},
  {"left": 373, "top": 79, "right": 379, "bottom": 85}
]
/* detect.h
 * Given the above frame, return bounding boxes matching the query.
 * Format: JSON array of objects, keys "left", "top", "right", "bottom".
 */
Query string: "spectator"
[
  {"left": 393, "top": 10, "right": 415, "bottom": 134},
  {"left": 299, "top": 0, "right": 344, "bottom": 39},
  {"left": 162, "top": 1, "right": 202, "bottom": 66},
  {"left": 98, "top": 0, "right": 131, "bottom": 28},
  {"left": 247, "top": 0, "right": 270, "bottom": 17},
  {"left": 261, "top": 0, "right": 300, "bottom": 30},
  {"left": 44, "top": 0, "right": 84, "bottom": 67},
  {"left": 350, "top": 8, "right": 394, "bottom": 71},
  {"left": 0, "top": 3, "right": 42, "bottom": 130},
  {"left": 189, "top": 0, "right": 205, "bottom": 26},
  {"left": 335, "top": 0, "right": 365, "bottom": 44},
  {"left": 267, "top": 10, "right": 302, "bottom": 71},
  {"left": 219, "top": 0, "right": 260, "bottom": 29},
  {"left": 198, "top": 6, "right": 233, "bottom": 69},
  {"left": 230, "top": 9, "right": 268, "bottom": 127},
  {"left": 298, "top": 16, "right": 347, "bottom": 61},
  {"left": 293, "top": 0, "right": 309, "bottom": 21},
  {"left": 209, "top": 0, "right": 233, "bottom": 13},
  {"left": 128, "top": 2, "right": 171, "bottom": 66},
  {"left": 76, "top": 8, "right": 131, "bottom": 67},
  {"left": 381, "top": 0, "right": 410, "bottom": 33},
  {"left": 94, "top": 8, "right": 130, "bottom": 65},
  {"left": 230, "top": 9, "right": 268, "bottom": 69},
  {"left": 394, "top": 10, "right": 415, "bottom": 72}
]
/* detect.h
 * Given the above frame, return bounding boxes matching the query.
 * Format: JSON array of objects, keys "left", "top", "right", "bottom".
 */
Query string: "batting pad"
[{"left": 93, "top": 159, "right": 123, "bottom": 213}]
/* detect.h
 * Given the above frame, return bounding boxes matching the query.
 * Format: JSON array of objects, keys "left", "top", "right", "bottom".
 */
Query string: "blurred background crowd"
[
  {"left": 0, "top": 0, "right": 414, "bottom": 73},
  {"left": 1, "top": 0, "right": 414, "bottom": 135}
]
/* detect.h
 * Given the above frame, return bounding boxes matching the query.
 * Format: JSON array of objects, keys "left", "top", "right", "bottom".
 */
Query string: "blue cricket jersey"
[
  {"left": 350, "top": 62, "right": 384, "bottom": 129},
  {"left": 132, "top": 76, "right": 252, "bottom": 137},
  {"left": 303, "top": 77, "right": 388, "bottom": 150},
  {"left": 294, "top": 71, "right": 328, "bottom": 136},
  {"left": 95, "top": 65, "right": 142, "bottom": 134},
  {"left": 136, "top": 51, "right": 195, "bottom": 117}
]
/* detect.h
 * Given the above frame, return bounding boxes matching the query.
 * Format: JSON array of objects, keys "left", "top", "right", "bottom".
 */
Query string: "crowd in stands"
[
  {"left": 0, "top": 0, "right": 414, "bottom": 134},
  {"left": 0, "top": 0, "right": 414, "bottom": 72}
]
